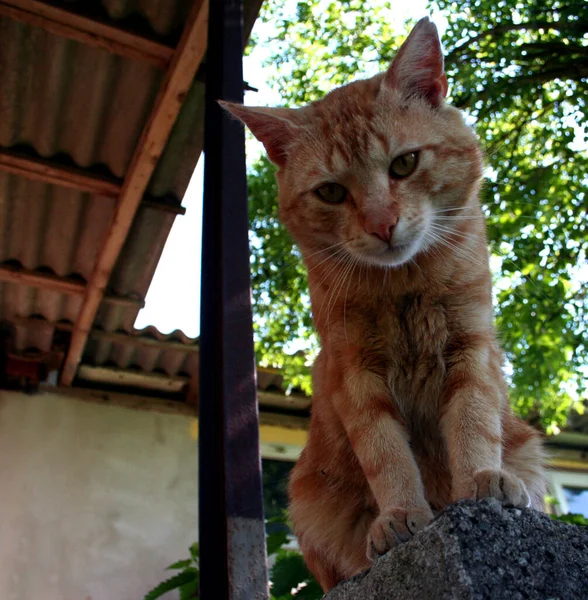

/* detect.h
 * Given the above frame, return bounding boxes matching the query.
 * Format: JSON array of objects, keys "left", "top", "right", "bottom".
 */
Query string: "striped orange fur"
[{"left": 223, "top": 17, "right": 546, "bottom": 592}]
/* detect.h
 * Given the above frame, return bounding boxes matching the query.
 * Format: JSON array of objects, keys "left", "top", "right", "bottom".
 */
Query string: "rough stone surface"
[{"left": 324, "top": 499, "right": 588, "bottom": 600}]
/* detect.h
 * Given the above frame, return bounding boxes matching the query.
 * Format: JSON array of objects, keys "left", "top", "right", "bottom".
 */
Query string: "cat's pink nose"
[{"left": 365, "top": 216, "right": 398, "bottom": 244}]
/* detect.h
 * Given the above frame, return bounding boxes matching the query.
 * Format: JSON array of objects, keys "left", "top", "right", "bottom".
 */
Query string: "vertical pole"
[{"left": 198, "top": 0, "right": 269, "bottom": 599}]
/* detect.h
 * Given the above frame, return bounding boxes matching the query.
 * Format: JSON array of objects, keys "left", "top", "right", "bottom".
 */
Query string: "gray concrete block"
[{"left": 324, "top": 499, "right": 588, "bottom": 600}]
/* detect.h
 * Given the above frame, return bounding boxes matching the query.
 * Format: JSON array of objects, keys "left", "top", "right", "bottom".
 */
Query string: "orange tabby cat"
[{"left": 223, "top": 17, "right": 546, "bottom": 592}]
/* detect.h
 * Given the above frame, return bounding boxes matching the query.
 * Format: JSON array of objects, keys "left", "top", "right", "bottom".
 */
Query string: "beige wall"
[{"left": 0, "top": 390, "right": 198, "bottom": 600}]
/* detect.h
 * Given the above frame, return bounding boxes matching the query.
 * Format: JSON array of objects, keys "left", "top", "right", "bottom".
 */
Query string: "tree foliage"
[
  {"left": 247, "top": 0, "right": 588, "bottom": 431},
  {"left": 439, "top": 0, "right": 588, "bottom": 430}
]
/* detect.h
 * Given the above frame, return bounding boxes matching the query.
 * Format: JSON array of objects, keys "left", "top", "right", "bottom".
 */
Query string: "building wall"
[{"left": 0, "top": 390, "right": 198, "bottom": 600}]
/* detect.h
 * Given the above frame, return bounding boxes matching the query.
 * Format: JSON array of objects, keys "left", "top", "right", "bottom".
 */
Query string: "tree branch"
[
  {"left": 445, "top": 19, "right": 588, "bottom": 64},
  {"left": 454, "top": 66, "right": 588, "bottom": 110}
]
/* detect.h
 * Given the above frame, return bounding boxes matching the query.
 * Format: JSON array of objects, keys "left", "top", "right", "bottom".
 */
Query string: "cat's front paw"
[
  {"left": 472, "top": 469, "right": 530, "bottom": 507},
  {"left": 366, "top": 506, "right": 433, "bottom": 560}
]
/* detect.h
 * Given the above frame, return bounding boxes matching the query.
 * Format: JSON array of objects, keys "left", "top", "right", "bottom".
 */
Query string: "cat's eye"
[
  {"left": 389, "top": 151, "right": 419, "bottom": 179},
  {"left": 315, "top": 182, "right": 348, "bottom": 204}
]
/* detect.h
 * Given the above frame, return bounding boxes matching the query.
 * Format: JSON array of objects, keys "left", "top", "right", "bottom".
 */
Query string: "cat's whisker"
[
  {"left": 343, "top": 256, "right": 360, "bottom": 345},
  {"left": 429, "top": 224, "right": 477, "bottom": 247},
  {"left": 409, "top": 257, "right": 425, "bottom": 278},
  {"left": 327, "top": 256, "right": 356, "bottom": 330},
  {"left": 430, "top": 205, "right": 469, "bottom": 214},
  {"left": 319, "top": 255, "right": 352, "bottom": 330},
  {"left": 427, "top": 229, "right": 488, "bottom": 270},
  {"left": 430, "top": 222, "right": 473, "bottom": 235},
  {"left": 307, "top": 245, "right": 349, "bottom": 277},
  {"left": 490, "top": 249, "right": 551, "bottom": 303},
  {"left": 436, "top": 213, "right": 543, "bottom": 223},
  {"left": 329, "top": 257, "right": 355, "bottom": 335},
  {"left": 314, "top": 247, "right": 350, "bottom": 290},
  {"left": 432, "top": 237, "right": 485, "bottom": 268},
  {"left": 430, "top": 224, "right": 478, "bottom": 245},
  {"left": 433, "top": 216, "right": 482, "bottom": 221},
  {"left": 270, "top": 240, "right": 351, "bottom": 281},
  {"left": 304, "top": 240, "right": 351, "bottom": 263}
]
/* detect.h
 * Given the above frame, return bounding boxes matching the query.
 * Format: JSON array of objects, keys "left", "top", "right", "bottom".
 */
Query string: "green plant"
[
  {"left": 266, "top": 513, "right": 322, "bottom": 600},
  {"left": 550, "top": 512, "right": 588, "bottom": 527},
  {"left": 144, "top": 517, "right": 322, "bottom": 600},
  {"left": 143, "top": 543, "right": 199, "bottom": 600}
]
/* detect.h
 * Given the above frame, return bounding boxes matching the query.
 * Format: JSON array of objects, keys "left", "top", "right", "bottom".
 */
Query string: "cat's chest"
[{"left": 377, "top": 293, "right": 449, "bottom": 408}]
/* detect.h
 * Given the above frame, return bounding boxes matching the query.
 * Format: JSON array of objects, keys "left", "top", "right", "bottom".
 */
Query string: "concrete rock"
[{"left": 324, "top": 499, "right": 588, "bottom": 600}]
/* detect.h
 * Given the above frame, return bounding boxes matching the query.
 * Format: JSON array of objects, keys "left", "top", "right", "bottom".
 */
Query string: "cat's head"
[{"left": 223, "top": 17, "right": 483, "bottom": 268}]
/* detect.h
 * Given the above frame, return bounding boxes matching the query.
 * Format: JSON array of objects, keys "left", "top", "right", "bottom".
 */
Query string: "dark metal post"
[{"left": 198, "top": 0, "right": 269, "bottom": 599}]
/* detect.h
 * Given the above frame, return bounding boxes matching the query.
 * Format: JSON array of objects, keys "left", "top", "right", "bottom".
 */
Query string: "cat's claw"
[
  {"left": 366, "top": 506, "right": 433, "bottom": 560},
  {"left": 471, "top": 469, "right": 530, "bottom": 507}
]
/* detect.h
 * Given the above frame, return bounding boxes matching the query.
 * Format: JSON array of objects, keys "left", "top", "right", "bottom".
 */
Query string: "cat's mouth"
[
  {"left": 379, "top": 242, "right": 414, "bottom": 266},
  {"left": 353, "top": 238, "right": 419, "bottom": 268},
  {"left": 386, "top": 242, "right": 409, "bottom": 253}
]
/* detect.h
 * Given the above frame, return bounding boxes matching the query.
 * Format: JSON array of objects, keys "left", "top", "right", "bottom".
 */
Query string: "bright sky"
[{"left": 133, "top": 1, "right": 442, "bottom": 338}]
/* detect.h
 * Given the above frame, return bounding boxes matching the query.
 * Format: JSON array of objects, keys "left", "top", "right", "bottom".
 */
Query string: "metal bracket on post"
[{"left": 198, "top": 0, "right": 269, "bottom": 599}]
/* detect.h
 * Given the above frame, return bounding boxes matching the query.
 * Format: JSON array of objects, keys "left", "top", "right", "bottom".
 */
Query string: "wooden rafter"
[
  {"left": 0, "top": 0, "right": 174, "bottom": 69},
  {"left": 0, "top": 148, "right": 186, "bottom": 214},
  {"left": 0, "top": 265, "right": 144, "bottom": 308},
  {"left": 0, "top": 148, "right": 121, "bottom": 197},
  {"left": 0, "top": 265, "right": 86, "bottom": 296},
  {"left": 0, "top": 264, "right": 85, "bottom": 295},
  {"left": 43, "top": 386, "right": 313, "bottom": 434},
  {"left": 77, "top": 364, "right": 189, "bottom": 393},
  {"left": 89, "top": 329, "right": 198, "bottom": 352},
  {"left": 60, "top": 0, "right": 209, "bottom": 386},
  {"left": 14, "top": 316, "right": 197, "bottom": 350}
]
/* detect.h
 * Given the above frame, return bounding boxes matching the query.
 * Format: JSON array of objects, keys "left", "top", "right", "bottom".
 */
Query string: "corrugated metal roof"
[
  {"left": 78, "top": 326, "right": 312, "bottom": 410},
  {"left": 85, "top": 327, "right": 198, "bottom": 377},
  {"left": 0, "top": 0, "right": 263, "bottom": 394},
  {"left": 68, "top": 0, "right": 193, "bottom": 39},
  {"left": 0, "top": 17, "right": 162, "bottom": 178}
]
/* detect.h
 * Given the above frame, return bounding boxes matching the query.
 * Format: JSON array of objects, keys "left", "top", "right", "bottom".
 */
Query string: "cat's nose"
[{"left": 365, "top": 216, "right": 398, "bottom": 244}]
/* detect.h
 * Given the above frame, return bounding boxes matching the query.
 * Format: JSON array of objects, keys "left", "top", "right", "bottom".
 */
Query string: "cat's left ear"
[
  {"left": 383, "top": 17, "right": 448, "bottom": 107},
  {"left": 220, "top": 101, "right": 300, "bottom": 167}
]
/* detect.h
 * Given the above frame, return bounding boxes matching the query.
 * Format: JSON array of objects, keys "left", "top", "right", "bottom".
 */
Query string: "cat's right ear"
[
  {"left": 383, "top": 17, "right": 448, "bottom": 107},
  {"left": 220, "top": 102, "right": 299, "bottom": 167}
]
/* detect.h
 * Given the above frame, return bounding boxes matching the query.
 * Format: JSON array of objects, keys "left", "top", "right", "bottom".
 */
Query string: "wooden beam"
[
  {"left": 61, "top": 0, "right": 209, "bottom": 386},
  {"left": 89, "top": 328, "right": 198, "bottom": 352},
  {"left": 0, "top": 148, "right": 187, "bottom": 214},
  {"left": 142, "top": 196, "right": 186, "bottom": 215},
  {"left": 0, "top": 264, "right": 85, "bottom": 295},
  {"left": 40, "top": 385, "right": 311, "bottom": 440},
  {"left": 101, "top": 295, "right": 146, "bottom": 309},
  {"left": 13, "top": 314, "right": 310, "bottom": 410},
  {"left": 258, "top": 390, "right": 312, "bottom": 412},
  {"left": 0, "top": 148, "right": 121, "bottom": 197},
  {"left": 12, "top": 316, "right": 195, "bottom": 353},
  {"left": 0, "top": 0, "right": 175, "bottom": 69},
  {"left": 0, "top": 265, "right": 144, "bottom": 308},
  {"left": 11, "top": 315, "right": 74, "bottom": 331},
  {"left": 77, "top": 364, "right": 189, "bottom": 393},
  {"left": 43, "top": 384, "right": 199, "bottom": 417}
]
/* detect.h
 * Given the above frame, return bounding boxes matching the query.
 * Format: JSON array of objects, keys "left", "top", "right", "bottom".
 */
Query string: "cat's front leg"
[
  {"left": 326, "top": 354, "right": 433, "bottom": 558},
  {"left": 440, "top": 338, "right": 530, "bottom": 507}
]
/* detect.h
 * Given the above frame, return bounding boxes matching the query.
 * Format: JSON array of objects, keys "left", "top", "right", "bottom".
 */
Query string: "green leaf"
[
  {"left": 551, "top": 513, "right": 588, "bottom": 527},
  {"left": 267, "top": 529, "right": 289, "bottom": 556},
  {"left": 293, "top": 579, "right": 323, "bottom": 599},
  {"left": 166, "top": 559, "right": 192, "bottom": 571},
  {"left": 179, "top": 576, "right": 200, "bottom": 600},
  {"left": 144, "top": 571, "right": 198, "bottom": 600},
  {"left": 270, "top": 551, "right": 315, "bottom": 597},
  {"left": 189, "top": 543, "right": 199, "bottom": 562}
]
